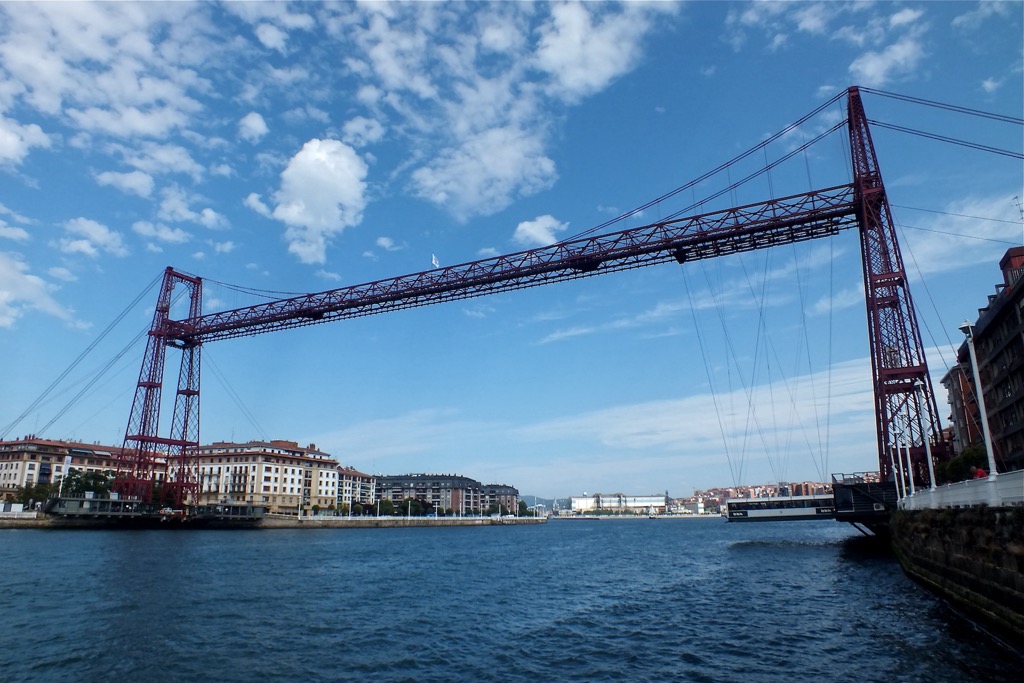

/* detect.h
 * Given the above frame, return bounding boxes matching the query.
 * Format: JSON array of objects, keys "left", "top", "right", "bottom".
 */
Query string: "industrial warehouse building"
[{"left": 569, "top": 492, "right": 668, "bottom": 515}]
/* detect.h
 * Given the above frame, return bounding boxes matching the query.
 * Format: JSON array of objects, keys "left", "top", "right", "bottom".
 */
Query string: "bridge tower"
[
  {"left": 847, "top": 86, "right": 944, "bottom": 485},
  {"left": 114, "top": 267, "right": 203, "bottom": 506}
]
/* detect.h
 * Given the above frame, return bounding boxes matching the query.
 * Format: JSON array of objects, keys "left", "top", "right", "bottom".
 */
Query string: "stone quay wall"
[
  {"left": 0, "top": 514, "right": 547, "bottom": 530},
  {"left": 890, "top": 506, "right": 1024, "bottom": 648},
  {"left": 261, "top": 515, "right": 546, "bottom": 529}
]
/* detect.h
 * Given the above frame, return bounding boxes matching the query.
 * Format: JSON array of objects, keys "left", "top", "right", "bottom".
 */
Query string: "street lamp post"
[
  {"left": 914, "top": 379, "right": 938, "bottom": 491},
  {"left": 960, "top": 321, "right": 999, "bottom": 480}
]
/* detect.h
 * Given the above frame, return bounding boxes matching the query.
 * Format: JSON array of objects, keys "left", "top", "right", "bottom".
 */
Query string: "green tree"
[
  {"left": 377, "top": 498, "right": 395, "bottom": 516},
  {"left": 60, "top": 469, "right": 114, "bottom": 498},
  {"left": 14, "top": 483, "right": 53, "bottom": 507},
  {"left": 398, "top": 497, "right": 424, "bottom": 516},
  {"left": 937, "top": 445, "right": 988, "bottom": 483},
  {"left": 518, "top": 500, "right": 529, "bottom": 517}
]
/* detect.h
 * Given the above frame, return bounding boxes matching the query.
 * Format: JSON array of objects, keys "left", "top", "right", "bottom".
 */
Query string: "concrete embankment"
[
  {"left": 0, "top": 513, "right": 50, "bottom": 529},
  {"left": 0, "top": 513, "right": 547, "bottom": 530},
  {"left": 261, "top": 515, "right": 546, "bottom": 529},
  {"left": 890, "top": 506, "right": 1024, "bottom": 649}
]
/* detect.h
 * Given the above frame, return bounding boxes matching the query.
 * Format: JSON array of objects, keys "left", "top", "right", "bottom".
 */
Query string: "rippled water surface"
[{"left": 1, "top": 518, "right": 1019, "bottom": 682}]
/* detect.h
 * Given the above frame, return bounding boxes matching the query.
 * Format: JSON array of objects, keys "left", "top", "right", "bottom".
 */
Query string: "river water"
[{"left": 1, "top": 518, "right": 1019, "bottom": 682}]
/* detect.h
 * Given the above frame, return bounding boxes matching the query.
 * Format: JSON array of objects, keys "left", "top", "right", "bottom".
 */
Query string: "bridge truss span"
[
  {"left": 183, "top": 184, "right": 859, "bottom": 344},
  {"left": 117, "top": 86, "right": 943, "bottom": 506}
]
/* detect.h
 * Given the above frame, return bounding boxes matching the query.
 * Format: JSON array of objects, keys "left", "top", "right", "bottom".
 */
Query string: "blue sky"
[{"left": 1, "top": 1, "right": 1021, "bottom": 499}]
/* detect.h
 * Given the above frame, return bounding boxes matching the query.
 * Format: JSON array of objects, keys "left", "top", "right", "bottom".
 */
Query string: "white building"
[
  {"left": 196, "top": 439, "right": 339, "bottom": 515},
  {"left": 0, "top": 436, "right": 125, "bottom": 497},
  {"left": 338, "top": 466, "right": 375, "bottom": 510},
  {"left": 570, "top": 493, "right": 667, "bottom": 514}
]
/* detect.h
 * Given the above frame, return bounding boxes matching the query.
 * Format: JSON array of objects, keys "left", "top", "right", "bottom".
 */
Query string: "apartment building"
[
  {"left": 338, "top": 466, "right": 375, "bottom": 509},
  {"left": 0, "top": 435, "right": 125, "bottom": 498},
  {"left": 195, "top": 439, "right": 339, "bottom": 514},
  {"left": 375, "top": 474, "right": 519, "bottom": 514},
  {"left": 943, "top": 246, "right": 1024, "bottom": 473}
]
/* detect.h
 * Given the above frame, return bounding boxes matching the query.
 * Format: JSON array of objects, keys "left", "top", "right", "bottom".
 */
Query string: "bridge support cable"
[
  {"left": 0, "top": 272, "right": 162, "bottom": 441},
  {"left": 681, "top": 264, "right": 743, "bottom": 487},
  {"left": 847, "top": 86, "right": 945, "bottom": 486}
]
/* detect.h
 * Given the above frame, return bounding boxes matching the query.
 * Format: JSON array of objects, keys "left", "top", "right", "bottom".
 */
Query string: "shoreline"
[{"left": 0, "top": 512, "right": 547, "bottom": 530}]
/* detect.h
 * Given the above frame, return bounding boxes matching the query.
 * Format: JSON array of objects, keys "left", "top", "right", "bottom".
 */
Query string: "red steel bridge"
[{"left": 115, "top": 86, "right": 945, "bottom": 506}]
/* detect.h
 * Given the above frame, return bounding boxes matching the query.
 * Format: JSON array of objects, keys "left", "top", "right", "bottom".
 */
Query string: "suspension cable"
[
  {"left": 1, "top": 272, "right": 162, "bottom": 440},
  {"left": 867, "top": 119, "right": 1024, "bottom": 159},
  {"left": 860, "top": 87, "right": 1024, "bottom": 125},
  {"left": 567, "top": 91, "right": 847, "bottom": 240}
]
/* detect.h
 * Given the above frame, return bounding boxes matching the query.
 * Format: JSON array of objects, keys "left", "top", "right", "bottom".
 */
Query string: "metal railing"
[{"left": 900, "top": 470, "right": 1024, "bottom": 510}]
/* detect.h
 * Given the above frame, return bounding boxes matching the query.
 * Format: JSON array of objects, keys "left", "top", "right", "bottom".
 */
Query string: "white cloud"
[
  {"left": 849, "top": 34, "right": 925, "bottom": 87},
  {"left": 244, "top": 192, "right": 272, "bottom": 217},
  {"left": 411, "top": 126, "right": 557, "bottom": 220},
  {"left": 239, "top": 111, "right": 269, "bottom": 143},
  {"left": 198, "top": 208, "right": 228, "bottom": 230},
  {"left": 225, "top": 2, "right": 315, "bottom": 31},
  {"left": 952, "top": 1, "right": 1012, "bottom": 30},
  {"left": 514, "top": 357, "right": 873, "bottom": 463},
  {"left": 272, "top": 138, "right": 368, "bottom": 264},
  {"left": 47, "top": 266, "right": 77, "bottom": 282},
  {"left": 95, "top": 169, "right": 154, "bottom": 197},
  {"left": 793, "top": 4, "right": 831, "bottom": 34},
  {"left": 122, "top": 142, "right": 204, "bottom": 180},
  {"left": 59, "top": 217, "right": 127, "bottom": 257},
  {"left": 213, "top": 240, "right": 234, "bottom": 254},
  {"left": 157, "top": 186, "right": 228, "bottom": 229},
  {"left": 0, "top": 0, "right": 209, "bottom": 153},
  {"left": 810, "top": 283, "right": 864, "bottom": 316},
  {"left": 0, "top": 221, "right": 29, "bottom": 241},
  {"left": 898, "top": 193, "right": 1024, "bottom": 276},
  {"left": 342, "top": 116, "right": 386, "bottom": 147},
  {"left": 283, "top": 105, "right": 330, "bottom": 125},
  {"left": 66, "top": 104, "right": 189, "bottom": 138},
  {"left": 0, "top": 115, "right": 50, "bottom": 165},
  {"left": 0, "top": 203, "right": 31, "bottom": 224},
  {"left": 513, "top": 214, "right": 568, "bottom": 247},
  {"left": 889, "top": 8, "right": 924, "bottom": 29},
  {"left": 539, "top": 325, "right": 597, "bottom": 345},
  {"left": 981, "top": 77, "right": 1001, "bottom": 93},
  {"left": 533, "top": 2, "right": 665, "bottom": 103},
  {"left": 131, "top": 220, "right": 190, "bottom": 244},
  {"left": 255, "top": 23, "right": 288, "bottom": 52},
  {"left": 376, "top": 236, "right": 404, "bottom": 252},
  {"left": 0, "top": 251, "right": 77, "bottom": 327}
]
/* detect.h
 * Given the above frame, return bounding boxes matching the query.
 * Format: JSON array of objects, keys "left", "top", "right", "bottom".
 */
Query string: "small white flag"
[{"left": 431, "top": 253, "right": 440, "bottom": 268}]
